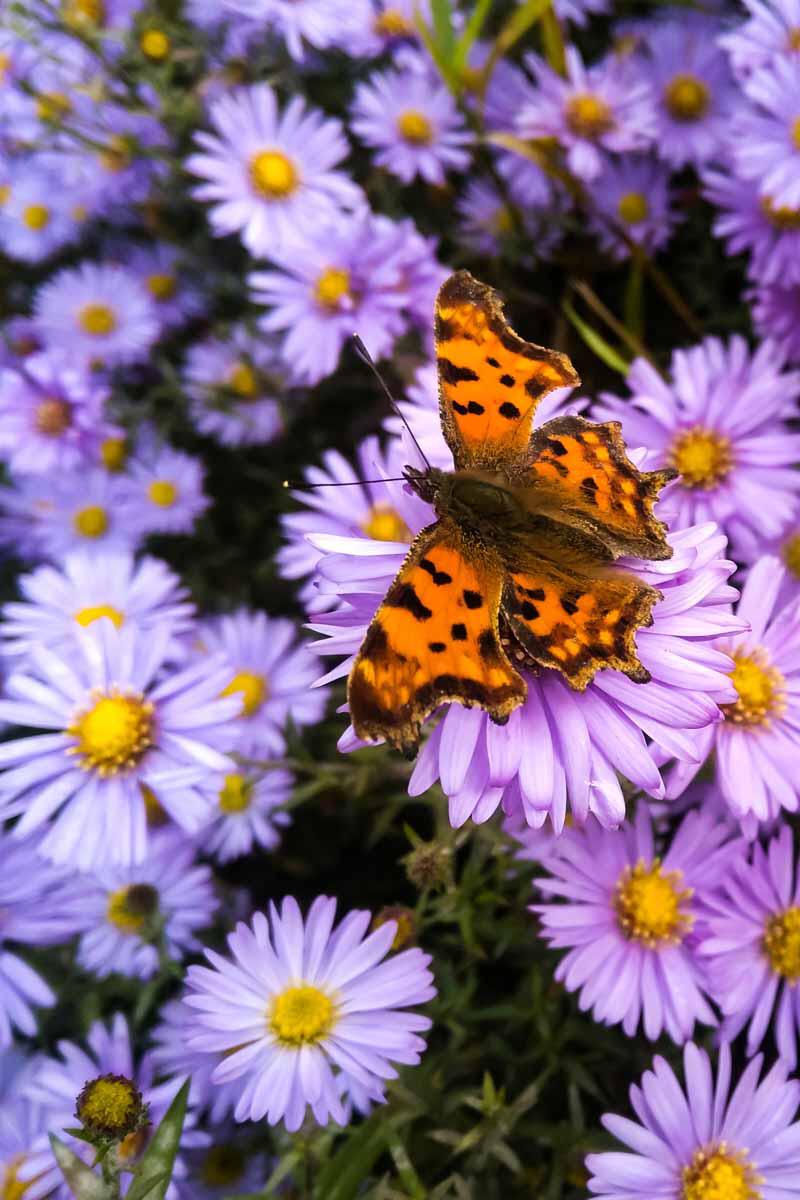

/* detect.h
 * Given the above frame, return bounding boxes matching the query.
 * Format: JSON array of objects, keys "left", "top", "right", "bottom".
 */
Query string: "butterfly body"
[{"left": 348, "top": 271, "right": 677, "bottom": 758}]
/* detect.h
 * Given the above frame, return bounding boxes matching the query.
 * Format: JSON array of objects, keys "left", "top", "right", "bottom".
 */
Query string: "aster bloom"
[
  {"left": 586, "top": 1041, "right": 800, "bottom": 1200},
  {"left": 150, "top": 998, "right": 241, "bottom": 1124},
  {"left": 665, "top": 556, "right": 800, "bottom": 829},
  {"left": 350, "top": 61, "right": 472, "bottom": 185},
  {"left": 76, "top": 827, "right": 218, "bottom": 981},
  {"left": 184, "top": 326, "right": 285, "bottom": 447},
  {"left": 533, "top": 808, "right": 742, "bottom": 1041},
  {"left": 223, "top": 0, "right": 371, "bottom": 60},
  {"left": 0, "top": 620, "right": 238, "bottom": 869},
  {"left": 704, "top": 168, "right": 800, "bottom": 286},
  {"left": 0, "top": 351, "right": 119, "bottom": 475},
  {"left": 186, "top": 84, "right": 363, "bottom": 257},
  {"left": 732, "top": 57, "right": 800, "bottom": 208},
  {"left": 0, "top": 1050, "right": 50, "bottom": 1200},
  {"left": 456, "top": 158, "right": 564, "bottom": 260},
  {"left": 195, "top": 610, "right": 326, "bottom": 757},
  {"left": 0, "top": 549, "right": 195, "bottom": 663},
  {"left": 33, "top": 261, "right": 159, "bottom": 369},
  {"left": 125, "top": 244, "right": 204, "bottom": 333},
  {"left": 720, "top": 0, "right": 800, "bottom": 78},
  {"left": 749, "top": 279, "right": 800, "bottom": 362},
  {"left": 587, "top": 156, "right": 679, "bottom": 260},
  {"left": 184, "top": 895, "right": 435, "bottom": 1129},
  {"left": 181, "top": 1132, "right": 267, "bottom": 1200},
  {"left": 732, "top": 501, "right": 800, "bottom": 608},
  {"left": 44, "top": 0, "right": 141, "bottom": 37},
  {"left": 0, "top": 467, "right": 140, "bottom": 561},
  {"left": 0, "top": 831, "right": 89, "bottom": 1046},
  {"left": 121, "top": 441, "right": 209, "bottom": 536},
  {"left": 198, "top": 767, "right": 291, "bottom": 864},
  {"left": 515, "top": 47, "right": 657, "bottom": 182},
  {"left": 594, "top": 337, "right": 800, "bottom": 547},
  {"left": 0, "top": 166, "right": 82, "bottom": 263}
]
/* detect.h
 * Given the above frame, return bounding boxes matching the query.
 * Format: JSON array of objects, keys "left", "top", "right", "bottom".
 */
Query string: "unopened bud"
[
  {"left": 404, "top": 840, "right": 451, "bottom": 889},
  {"left": 75, "top": 1073, "right": 147, "bottom": 1141}
]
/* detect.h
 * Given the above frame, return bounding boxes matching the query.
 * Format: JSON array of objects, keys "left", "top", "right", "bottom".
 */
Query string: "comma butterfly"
[{"left": 348, "top": 271, "right": 677, "bottom": 758}]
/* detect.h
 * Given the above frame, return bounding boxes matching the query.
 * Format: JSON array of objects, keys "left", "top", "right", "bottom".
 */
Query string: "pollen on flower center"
[
  {"left": 781, "top": 531, "right": 800, "bottom": 578},
  {"left": 250, "top": 150, "right": 298, "bottom": 199},
  {"left": 219, "top": 773, "right": 253, "bottom": 813},
  {"left": 146, "top": 272, "right": 176, "bottom": 301},
  {"left": 147, "top": 479, "right": 178, "bottom": 507},
  {"left": 200, "top": 1146, "right": 246, "bottom": 1188},
  {"left": 270, "top": 984, "right": 335, "bottom": 1045},
  {"left": 617, "top": 191, "right": 649, "bottom": 224},
  {"left": 140, "top": 29, "right": 170, "bottom": 59},
  {"left": 228, "top": 361, "right": 258, "bottom": 398},
  {"left": 1, "top": 1158, "right": 31, "bottom": 1200},
  {"left": 63, "top": 0, "right": 106, "bottom": 27},
  {"left": 76, "top": 1073, "right": 144, "bottom": 1138},
  {"left": 73, "top": 505, "right": 109, "bottom": 538},
  {"left": 397, "top": 108, "right": 433, "bottom": 144},
  {"left": 78, "top": 303, "right": 117, "bottom": 337},
  {"left": 760, "top": 196, "right": 800, "bottom": 230},
  {"left": 98, "top": 135, "right": 133, "bottom": 174},
  {"left": 314, "top": 267, "right": 351, "bottom": 309},
  {"left": 668, "top": 426, "right": 733, "bottom": 489},
  {"left": 74, "top": 603, "right": 125, "bottom": 629},
  {"left": 664, "top": 73, "right": 710, "bottom": 121},
  {"left": 36, "top": 91, "right": 72, "bottom": 123},
  {"left": 764, "top": 906, "right": 800, "bottom": 982},
  {"left": 374, "top": 8, "right": 414, "bottom": 36},
  {"left": 101, "top": 436, "right": 127, "bottom": 471},
  {"left": 22, "top": 204, "right": 50, "bottom": 231},
  {"left": 106, "top": 883, "right": 159, "bottom": 934},
  {"left": 615, "top": 859, "right": 692, "bottom": 946},
  {"left": 34, "top": 398, "right": 72, "bottom": 435},
  {"left": 68, "top": 690, "right": 154, "bottom": 776},
  {"left": 722, "top": 649, "right": 786, "bottom": 727},
  {"left": 565, "top": 92, "right": 614, "bottom": 139},
  {"left": 221, "top": 670, "right": 268, "bottom": 717},
  {"left": 362, "top": 502, "right": 411, "bottom": 542},
  {"left": 681, "top": 1144, "right": 760, "bottom": 1200}
]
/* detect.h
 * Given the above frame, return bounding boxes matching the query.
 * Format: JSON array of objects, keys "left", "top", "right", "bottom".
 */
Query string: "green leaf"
[
  {"left": 48, "top": 1135, "right": 109, "bottom": 1200},
  {"left": 539, "top": 4, "right": 566, "bottom": 75},
  {"left": 562, "top": 301, "right": 630, "bottom": 375},
  {"left": 430, "top": 0, "right": 456, "bottom": 60},
  {"left": 313, "top": 1113, "right": 393, "bottom": 1200},
  {"left": 452, "top": 0, "right": 493, "bottom": 74},
  {"left": 124, "top": 1080, "right": 189, "bottom": 1200},
  {"left": 479, "top": 0, "right": 552, "bottom": 92}
]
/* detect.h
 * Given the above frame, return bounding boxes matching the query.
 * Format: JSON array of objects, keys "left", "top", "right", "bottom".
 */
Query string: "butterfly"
[{"left": 348, "top": 270, "right": 677, "bottom": 759}]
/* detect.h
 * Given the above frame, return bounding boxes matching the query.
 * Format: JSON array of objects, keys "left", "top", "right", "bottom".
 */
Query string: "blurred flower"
[
  {"left": 705, "top": 167, "right": 800, "bottom": 285},
  {"left": 122, "top": 440, "right": 209, "bottom": 536},
  {"left": 223, "top": 0, "right": 371, "bottom": 60},
  {"left": 533, "top": 808, "right": 742, "bottom": 1041},
  {"left": 184, "top": 326, "right": 284, "bottom": 447},
  {"left": 587, "top": 155, "right": 678, "bottom": 260},
  {"left": 732, "top": 57, "right": 800, "bottom": 208},
  {"left": 0, "top": 1049, "right": 50, "bottom": 1200},
  {"left": 187, "top": 84, "right": 363, "bottom": 257},
  {"left": 587, "top": 1041, "right": 800, "bottom": 1199},
  {"left": 198, "top": 767, "right": 291, "bottom": 864},
  {"left": 180, "top": 1130, "right": 268, "bottom": 1200},
  {"left": 0, "top": 166, "right": 82, "bottom": 262},
  {"left": 0, "top": 467, "right": 139, "bottom": 561},
  {"left": 456, "top": 160, "right": 563, "bottom": 260},
  {"left": 0, "top": 620, "right": 237, "bottom": 869},
  {"left": 749, "top": 278, "right": 800, "bottom": 361},
  {"left": 720, "top": 0, "right": 800, "bottom": 78},
  {"left": 124, "top": 244, "right": 205, "bottom": 333},
  {"left": 184, "top": 895, "right": 435, "bottom": 1129}
]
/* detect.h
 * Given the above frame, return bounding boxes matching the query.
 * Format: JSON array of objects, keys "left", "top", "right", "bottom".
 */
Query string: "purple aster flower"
[
  {"left": 250, "top": 211, "right": 418, "bottom": 385},
  {"left": 76, "top": 827, "right": 218, "bottom": 981},
  {"left": 515, "top": 47, "right": 657, "bottom": 182},
  {"left": 0, "top": 830, "right": 88, "bottom": 1046},
  {"left": 20, "top": 1013, "right": 206, "bottom": 1200},
  {"left": 594, "top": 337, "right": 800, "bottom": 547},
  {"left": 533, "top": 808, "right": 742, "bottom": 1041},
  {"left": 180, "top": 1135, "right": 267, "bottom": 1200},
  {"left": 0, "top": 549, "right": 195, "bottom": 663},
  {"left": 121, "top": 440, "right": 209, "bottom": 537},
  {"left": 553, "top": 0, "right": 609, "bottom": 24},
  {"left": 68, "top": 93, "right": 169, "bottom": 215},
  {"left": 350, "top": 59, "right": 472, "bottom": 185},
  {"left": 197, "top": 767, "right": 291, "bottom": 864},
  {"left": 0, "top": 317, "right": 44, "bottom": 368},
  {"left": 456, "top": 160, "right": 564, "bottom": 260},
  {"left": 0, "top": 351, "right": 119, "bottom": 475},
  {"left": 194, "top": 609, "right": 326, "bottom": 757},
  {"left": 586, "top": 1041, "right": 800, "bottom": 1200},
  {"left": 731, "top": 57, "right": 800, "bottom": 208},
  {"left": 347, "top": 0, "right": 428, "bottom": 57},
  {"left": 33, "top": 261, "right": 159, "bottom": 370},
  {"left": 150, "top": 998, "right": 241, "bottom": 1124},
  {"left": 733, "top": 505, "right": 800, "bottom": 615},
  {"left": 0, "top": 166, "right": 82, "bottom": 263},
  {"left": 587, "top": 155, "right": 679, "bottom": 260},
  {"left": 698, "top": 825, "right": 800, "bottom": 1068},
  {"left": 124, "top": 244, "right": 205, "bottom": 333},
  {"left": 223, "top": 0, "right": 372, "bottom": 60},
  {"left": 720, "top": 0, "right": 800, "bottom": 78},
  {"left": 0, "top": 620, "right": 237, "bottom": 869},
  {"left": 183, "top": 895, "right": 435, "bottom": 1129},
  {"left": 664, "top": 555, "right": 800, "bottom": 827},
  {"left": 749, "top": 278, "right": 800, "bottom": 361},
  {"left": 0, "top": 1049, "right": 50, "bottom": 1200},
  {"left": 704, "top": 167, "right": 800, "bottom": 286},
  {"left": 183, "top": 325, "right": 285, "bottom": 448},
  {"left": 186, "top": 84, "right": 363, "bottom": 257},
  {"left": 37, "top": 0, "right": 141, "bottom": 37}
]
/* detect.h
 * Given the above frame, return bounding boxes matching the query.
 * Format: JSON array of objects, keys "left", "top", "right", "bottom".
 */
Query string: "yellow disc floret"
[
  {"left": 782, "top": 531, "right": 800, "bottom": 578},
  {"left": 1, "top": 1157, "right": 32, "bottom": 1200},
  {"left": 22, "top": 205, "right": 50, "bottom": 231},
  {"left": 761, "top": 196, "right": 800, "bottom": 230},
  {"left": 101, "top": 436, "right": 127, "bottom": 471},
  {"left": 36, "top": 91, "right": 72, "bottom": 123},
  {"left": 140, "top": 29, "right": 170, "bottom": 59},
  {"left": 228, "top": 362, "right": 258, "bottom": 398},
  {"left": 76, "top": 1073, "right": 144, "bottom": 1139},
  {"left": 74, "top": 604, "right": 125, "bottom": 629},
  {"left": 764, "top": 906, "right": 800, "bottom": 981},
  {"left": 69, "top": 690, "right": 154, "bottom": 776},
  {"left": 664, "top": 73, "right": 710, "bottom": 121},
  {"left": 397, "top": 109, "right": 433, "bottom": 144},
  {"left": 200, "top": 1146, "right": 247, "bottom": 1188},
  {"left": 565, "top": 93, "right": 614, "bottom": 139},
  {"left": 793, "top": 116, "right": 800, "bottom": 151},
  {"left": 374, "top": 8, "right": 415, "bottom": 36},
  {"left": 270, "top": 984, "right": 335, "bottom": 1045},
  {"left": 73, "top": 505, "right": 109, "bottom": 538},
  {"left": 314, "top": 267, "right": 351, "bottom": 309},
  {"left": 668, "top": 426, "right": 733, "bottom": 489},
  {"left": 722, "top": 649, "right": 786, "bottom": 727},
  {"left": 681, "top": 1144, "right": 761, "bottom": 1200},
  {"left": 147, "top": 272, "right": 176, "bottom": 301},
  {"left": 361, "top": 503, "right": 411, "bottom": 542},
  {"left": 219, "top": 773, "right": 253, "bottom": 813},
  {"left": 78, "top": 303, "right": 117, "bottom": 336},
  {"left": 221, "top": 670, "right": 268, "bottom": 717},
  {"left": 106, "top": 883, "right": 159, "bottom": 934},
  {"left": 147, "top": 480, "right": 178, "bottom": 507},
  {"left": 615, "top": 859, "right": 692, "bottom": 946},
  {"left": 63, "top": 0, "right": 106, "bottom": 28},
  {"left": 250, "top": 150, "right": 298, "bottom": 198},
  {"left": 617, "top": 191, "right": 649, "bottom": 224},
  {"left": 34, "top": 398, "right": 71, "bottom": 436}
]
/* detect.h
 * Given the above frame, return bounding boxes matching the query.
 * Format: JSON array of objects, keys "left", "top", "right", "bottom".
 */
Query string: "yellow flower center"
[
  {"left": 764, "top": 906, "right": 800, "bottom": 982},
  {"left": 1, "top": 1159, "right": 31, "bottom": 1200},
  {"left": 491, "top": 205, "right": 515, "bottom": 236},
  {"left": 77, "top": 1075, "right": 141, "bottom": 1137},
  {"left": 63, "top": 0, "right": 106, "bottom": 28},
  {"left": 396, "top": 109, "right": 433, "bottom": 144},
  {"left": 147, "top": 480, "right": 177, "bottom": 508},
  {"left": 617, "top": 191, "right": 649, "bottom": 224},
  {"left": 760, "top": 196, "right": 800, "bottom": 230},
  {"left": 681, "top": 1145, "right": 760, "bottom": 1200},
  {"left": 361, "top": 503, "right": 411, "bottom": 542},
  {"left": 664, "top": 73, "right": 710, "bottom": 121},
  {"left": 74, "top": 603, "right": 124, "bottom": 629},
  {"left": 199, "top": 1146, "right": 246, "bottom": 1189},
  {"left": 22, "top": 204, "right": 50, "bottom": 231},
  {"left": 0, "top": 53, "right": 10, "bottom": 82},
  {"left": 374, "top": 8, "right": 414, "bottom": 36},
  {"left": 140, "top": 29, "right": 170, "bottom": 59},
  {"left": 228, "top": 361, "right": 258, "bottom": 398},
  {"left": 68, "top": 691, "right": 154, "bottom": 776},
  {"left": 793, "top": 116, "right": 800, "bottom": 151},
  {"left": 781, "top": 531, "right": 800, "bottom": 578},
  {"left": 106, "top": 883, "right": 159, "bottom": 934},
  {"left": 615, "top": 859, "right": 692, "bottom": 946},
  {"left": 722, "top": 649, "right": 786, "bottom": 727},
  {"left": 220, "top": 670, "right": 268, "bottom": 717},
  {"left": 98, "top": 135, "right": 133, "bottom": 174},
  {"left": 146, "top": 272, "right": 176, "bottom": 301},
  {"left": 270, "top": 984, "right": 335, "bottom": 1046},
  {"left": 565, "top": 92, "right": 614, "bottom": 139},
  {"left": 788, "top": 26, "right": 800, "bottom": 49},
  {"left": 314, "top": 267, "right": 351, "bottom": 309},
  {"left": 0, "top": 186, "right": 9, "bottom": 207},
  {"left": 101, "top": 436, "right": 127, "bottom": 471},
  {"left": 36, "top": 91, "right": 72, "bottom": 123},
  {"left": 668, "top": 426, "right": 732, "bottom": 489},
  {"left": 72, "top": 204, "right": 88, "bottom": 222},
  {"left": 34, "top": 398, "right": 71, "bottom": 435},
  {"left": 249, "top": 150, "right": 298, "bottom": 199},
  {"left": 78, "top": 303, "right": 117, "bottom": 337},
  {"left": 219, "top": 773, "right": 253, "bottom": 813},
  {"left": 73, "top": 505, "right": 109, "bottom": 538}
]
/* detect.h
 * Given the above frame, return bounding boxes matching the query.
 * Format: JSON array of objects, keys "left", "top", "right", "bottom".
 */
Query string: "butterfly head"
[{"left": 404, "top": 463, "right": 526, "bottom": 534}]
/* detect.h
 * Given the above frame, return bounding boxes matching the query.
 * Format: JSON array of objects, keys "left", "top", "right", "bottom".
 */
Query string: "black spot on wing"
[
  {"left": 386, "top": 583, "right": 432, "bottom": 622},
  {"left": 467, "top": 400, "right": 485, "bottom": 414},
  {"left": 428, "top": 641, "right": 446, "bottom": 653},
  {"left": 520, "top": 600, "right": 539, "bottom": 621},
  {"left": 451, "top": 623, "right": 467, "bottom": 641},
  {"left": 499, "top": 401, "right": 521, "bottom": 420},
  {"left": 360, "top": 624, "right": 388, "bottom": 657},
  {"left": 438, "top": 357, "right": 479, "bottom": 385},
  {"left": 435, "top": 314, "right": 456, "bottom": 342},
  {"left": 463, "top": 590, "right": 483, "bottom": 609},
  {"left": 478, "top": 629, "right": 501, "bottom": 661},
  {"left": 561, "top": 597, "right": 579, "bottom": 615},
  {"left": 545, "top": 438, "right": 568, "bottom": 457},
  {"left": 486, "top": 356, "right": 500, "bottom": 368},
  {"left": 525, "top": 377, "right": 548, "bottom": 399},
  {"left": 499, "top": 374, "right": 515, "bottom": 388},
  {"left": 452, "top": 400, "right": 468, "bottom": 415},
  {"left": 419, "top": 559, "right": 452, "bottom": 586}
]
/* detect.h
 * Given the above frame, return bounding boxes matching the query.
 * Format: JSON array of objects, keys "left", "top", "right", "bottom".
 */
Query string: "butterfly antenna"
[
  {"left": 282, "top": 477, "right": 407, "bottom": 489},
  {"left": 351, "top": 334, "right": 432, "bottom": 470}
]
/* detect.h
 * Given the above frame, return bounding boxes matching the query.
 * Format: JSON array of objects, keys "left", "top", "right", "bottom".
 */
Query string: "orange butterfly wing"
[
  {"left": 436, "top": 271, "right": 579, "bottom": 470},
  {"left": 348, "top": 521, "right": 527, "bottom": 756}
]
